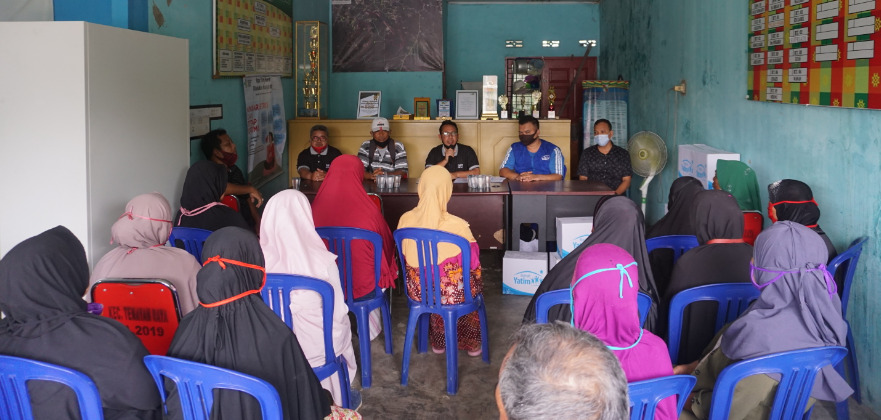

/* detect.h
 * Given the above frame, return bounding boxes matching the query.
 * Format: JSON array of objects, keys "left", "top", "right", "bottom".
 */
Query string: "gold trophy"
[
  {"left": 498, "top": 95, "right": 509, "bottom": 119},
  {"left": 531, "top": 90, "right": 542, "bottom": 118},
  {"left": 302, "top": 26, "right": 320, "bottom": 117},
  {"left": 547, "top": 86, "right": 557, "bottom": 119}
]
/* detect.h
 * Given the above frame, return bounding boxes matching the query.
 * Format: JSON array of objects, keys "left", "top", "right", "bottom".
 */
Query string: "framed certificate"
[
  {"left": 455, "top": 90, "right": 479, "bottom": 119},
  {"left": 414, "top": 97, "right": 431, "bottom": 120},
  {"left": 357, "top": 91, "right": 381, "bottom": 119},
  {"left": 437, "top": 99, "right": 452, "bottom": 119}
]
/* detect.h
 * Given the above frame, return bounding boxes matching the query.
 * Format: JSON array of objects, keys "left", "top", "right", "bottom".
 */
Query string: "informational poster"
[
  {"left": 243, "top": 76, "right": 286, "bottom": 187},
  {"left": 748, "top": 0, "right": 881, "bottom": 109},
  {"left": 582, "top": 80, "right": 629, "bottom": 150},
  {"left": 214, "top": 0, "right": 293, "bottom": 77}
]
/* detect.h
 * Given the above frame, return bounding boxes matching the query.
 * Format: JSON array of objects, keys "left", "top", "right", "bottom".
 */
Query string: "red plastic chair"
[
  {"left": 220, "top": 195, "right": 240, "bottom": 212},
  {"left": 91, "top": 279, "right": 182, "bottom": 355},
  {"left": 742, "top": 211, "right": 763, "bottom": 245},
  {"left": 367, "top": 193, "right": 383, "bottom": 214}
]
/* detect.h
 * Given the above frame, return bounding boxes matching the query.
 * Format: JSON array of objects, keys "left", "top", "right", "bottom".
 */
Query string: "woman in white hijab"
[{"left": 260, "top": 189, "right": 357, "bottom": 406}]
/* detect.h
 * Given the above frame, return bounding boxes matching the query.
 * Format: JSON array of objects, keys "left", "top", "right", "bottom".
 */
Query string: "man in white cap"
[{"left": 357, "top": 117, "right": 409, "bottom": 180}]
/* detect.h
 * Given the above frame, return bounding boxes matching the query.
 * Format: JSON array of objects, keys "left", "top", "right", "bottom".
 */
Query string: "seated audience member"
[
  {"left": 677, "top": 221, "right": 852, "bottom": 420},
  {"left": 524, "top": 196, "right": 660, "bottom": 330},
  {"left": 397, "top": 166, "right": 484, "bottom": 355},
  {"left": 0, "top": 226, "right": 161, "bottom": 419},
  {"left": 358, "top": 117, "right": 408, "bottom": 180},
  {"left": 260, "top": 190, "right": 358, "bottom": 407},
  {"left": 166, "top": 227, "right": 341, "bottom": 419},
  {"left": 424, "top": 120, "right": 480, "bottom": 179},
  {"left": 90, "top": 193, "right": 201, "bottom": 314},
  {"left": 298, "top": 124, "right": 342, "bottom": 181},
  {"left": 646, "top": 176, "right": 704, "bottom": 295},
  {"left": 499, "top": 115, "right": 565, "bottom": 182},
  {"left": 571, "top": 243, "right": 676, "bottom": 420},
  {"left": 664, "top": 190, "right": 752, "bottom": 363},
  {"left": 496, "top": 322, "right": 628, "bottom": 420},
  {"left": 312, "top": 155, "right": 398, "bottom": 340},
  {"left": 175, "top": 160, "right": 249, "bottom": 231},
  {"left": 576, "top": 119, "right": 632, "bottom": 194},
  {"left": 200, "top": 129, "right": 263, "bottom": 232},
  {"left": 712, "top": 160, "right": 761, "bottom": 211},
  {"left": 767, "top": 179, "right": 837, "bottom": 262}
]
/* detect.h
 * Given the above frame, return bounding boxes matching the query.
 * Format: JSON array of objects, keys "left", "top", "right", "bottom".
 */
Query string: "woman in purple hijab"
[
  {"left": 679, "top": 221, "right": 851, "bottom": 419},
  {"left": 571, "top": 243, "right": 676, "bottom": 420}
]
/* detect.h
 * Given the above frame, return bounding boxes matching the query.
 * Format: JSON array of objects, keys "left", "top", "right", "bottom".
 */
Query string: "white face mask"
[{"left": 594, "top": 134, "right": 611, "bottom": 146}]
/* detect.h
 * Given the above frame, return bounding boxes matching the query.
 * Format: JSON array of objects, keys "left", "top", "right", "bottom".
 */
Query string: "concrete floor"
[{"left": 351, "top": 250, "right": 879, "bottom": 420}]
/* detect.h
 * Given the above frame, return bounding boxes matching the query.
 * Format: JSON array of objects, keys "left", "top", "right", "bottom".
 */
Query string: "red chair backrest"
[
  {"left": 91, "top": 279, "right": 181, "bottom": 355},
  {"left": 742, "top": 211, "right": 763, "bottom": 246},
  {"left": 221, "top": 195, "right": 240, "bottom": 211}
]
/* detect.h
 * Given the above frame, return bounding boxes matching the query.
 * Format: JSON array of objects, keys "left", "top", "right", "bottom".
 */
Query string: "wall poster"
[
  {"left": 244, "top": 76, "right": 286, "bottom": 188},
  {"left": 214, "top": 0, "right": 293, "bottom": 77},
  {"left": 748, "top": 0, "right": 881, "bottom": 109}
]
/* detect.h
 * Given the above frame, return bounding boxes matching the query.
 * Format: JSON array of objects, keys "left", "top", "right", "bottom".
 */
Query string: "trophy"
[
  {"left": 547, "top": 86, "right": 557, "bottom": 119},
  {"left": 498, "top": 95, "right": 509, "bottom": 119},
  {"left": 531, "top": 90, "right": 542, "bottom": 118},
  {"left": 301, "top": 25, "right": 320, "bottom": 117}
]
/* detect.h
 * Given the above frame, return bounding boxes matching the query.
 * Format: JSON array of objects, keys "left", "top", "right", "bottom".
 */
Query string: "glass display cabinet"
[{"left": 295, "top": 21, "right": 328, "bottom": 119}]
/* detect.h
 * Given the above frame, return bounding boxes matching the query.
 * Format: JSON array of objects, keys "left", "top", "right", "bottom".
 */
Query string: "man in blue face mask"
[
  {"left": 499, "top": 115, "right": 566, "bottom": 182},
  {"left": 577, "top": 119, "right": 632, "bottom": 195}
]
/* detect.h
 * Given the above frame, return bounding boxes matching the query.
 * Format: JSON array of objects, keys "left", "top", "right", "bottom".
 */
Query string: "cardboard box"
[
  {"left": 502, "top": 251, "right": 548, "bottom": 295},
  {"left": 678, "top": 144, "right": 740, "bottom": 189},
  {"left": 556, "top": 216, "right": 593, "bottom": 257},
  {"left": 549, "top": 251, "right": 563, "bottom": 270}
]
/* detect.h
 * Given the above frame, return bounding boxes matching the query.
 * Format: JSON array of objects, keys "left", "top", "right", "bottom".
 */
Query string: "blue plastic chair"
[
  {"left": 143, "top": 355, "right": 283, "bottom": 420},
  {"left": 707, "top": 346, "right": 848, "bottom": 420},
  {"left": 667, "top": 283, "right": 760, "bottom": 364},
  {"left": 393, "top": 227, "right": 490, "bottom": 395},
  {"left": 167, "top": 227, "right": 212, "bottom": 264},
  {"left": 628, "top": 375, "right": 696, "bottom": 420},
  {"left": 0, "top": 355, "right": 104, "bottom": 420},
  {"left": 829, "top": 236, "right": 868, "bottom": 406},
  {"left": 315, "top": 226, "right": 393, "bottom": 389},
  {"left": 535, "top": 289, "right": 653, "bottom": 327},
  {"left": 261, "top": 273, "right": 352, "bottom": 408},
  {"left": 645, "top": 235, "right": 699, "bottom": 265}
]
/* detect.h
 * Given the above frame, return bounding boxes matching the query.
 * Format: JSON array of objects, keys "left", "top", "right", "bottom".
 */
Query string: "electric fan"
[{"left": 627, "top": 131, "right": 668, "bottom": 214}]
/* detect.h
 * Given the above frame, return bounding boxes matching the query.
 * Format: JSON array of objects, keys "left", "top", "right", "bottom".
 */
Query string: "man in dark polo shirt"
[
  {"left": 297, "top": 124, "right": 342, "bottom": 181},
  {"left": 200, "top": 129, "right": 263, "bottom": 233},
  {"left": 577, "top": 119, "right": 632, "bottom": 195},
  {"left": 424, "top": 120, "right": 480, "bottom": 179}
]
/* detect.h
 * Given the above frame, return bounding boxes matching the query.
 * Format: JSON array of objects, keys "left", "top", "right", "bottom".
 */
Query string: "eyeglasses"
[
  {"left": 441, "top": 132, "right": 458, "bottom": 137},
  {"left": 311, "top": 136, "right": 328, "bottom": 141}
]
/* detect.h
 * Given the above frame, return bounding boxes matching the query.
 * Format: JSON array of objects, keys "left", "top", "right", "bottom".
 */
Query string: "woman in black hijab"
[
  {"left": 0, "top": 226, "right": 161, "bottom": 420},
  {"left": 767, "top": 179, "right": 837, "bottom": 262},
  {"left": 175, "top": 160, "right": 249, "bottom": 231},
  {"left": 523, "top": 196, "right": 660, "bottom": 331},
  {"left": 166, "top": 226, "right": 331, "bottom": 420},
  {"left": 646, "top": 176, "right": 704, "bottom": 296},
  {"left": 664, "top": 190, "right": 753, "bottom": 363}
]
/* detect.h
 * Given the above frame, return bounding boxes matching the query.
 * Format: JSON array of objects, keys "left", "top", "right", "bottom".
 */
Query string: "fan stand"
[{"left": 638, "top": 174, "right": 655, "bottom": 215}]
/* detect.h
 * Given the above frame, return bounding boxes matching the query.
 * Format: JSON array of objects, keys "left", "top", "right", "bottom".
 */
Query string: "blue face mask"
[
  {"left": 594, "top": 134, "right": 611, "bottom": 147},
  {"left": 569, "top": 261, "right": 643, "bottom": 351},
  {"left": 749, "top": 261, "right": 837, "bottom": 296}
]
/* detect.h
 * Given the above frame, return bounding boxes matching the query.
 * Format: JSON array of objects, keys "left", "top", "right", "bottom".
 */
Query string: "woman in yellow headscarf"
[{"left": 397, "top": 166, "right": 484, "bottom": 356}]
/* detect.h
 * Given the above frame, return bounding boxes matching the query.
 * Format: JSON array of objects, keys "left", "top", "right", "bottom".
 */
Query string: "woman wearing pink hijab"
[
  {"left": 571, "top": 243, "right": 676, "bottom": 420},
  {"left": 260, "top": 189, "right": 358, "bottom": 407},
  {"left": 90, "top": 192, "right": 201, "bottom": 314}
]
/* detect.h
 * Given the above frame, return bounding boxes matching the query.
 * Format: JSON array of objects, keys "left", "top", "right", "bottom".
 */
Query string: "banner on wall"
[
  {"left": 243, "top": 75, "right": 286, "bottom": 188},
  {"left": 214, "top": 0, "right": 293, "bottom": 77},
  {"left": 582, "top": 80, "right": 629, "bottom": 150}
]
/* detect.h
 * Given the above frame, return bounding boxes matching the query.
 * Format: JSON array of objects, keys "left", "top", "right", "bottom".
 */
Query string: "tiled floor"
[{"left": 352, "top": 250, "right": 878, "bottom": 419}]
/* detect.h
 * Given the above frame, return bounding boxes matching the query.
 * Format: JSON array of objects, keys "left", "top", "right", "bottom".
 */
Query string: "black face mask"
[
  {"left": 374, "top": 139, "right": 391, "bottom": 148},
  {"left": 443, "top": 143, "right": 456, "bottom": 150},
  {"left": 519, "top": 134, "right": 536, "bottom": 146}
]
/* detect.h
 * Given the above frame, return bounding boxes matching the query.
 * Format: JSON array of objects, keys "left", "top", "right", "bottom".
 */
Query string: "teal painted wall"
[
  {"left": 149, "top": 0, "right": 292, "bottom": 198},
  {"left": 601, "top": 0, "right": 881, "bottom": 412}
]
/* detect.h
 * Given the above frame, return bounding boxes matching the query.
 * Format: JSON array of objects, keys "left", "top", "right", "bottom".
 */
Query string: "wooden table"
[
  {"left": 508, "top": 180, "right": 615, "bottom": 251},
  {"left": 297, "top": 178, "right": 509, "bottom": 250}
]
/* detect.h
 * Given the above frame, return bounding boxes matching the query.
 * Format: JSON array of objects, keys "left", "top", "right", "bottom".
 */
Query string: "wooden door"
[{"left": 542, "top": 56, "right": 597, "bottom": 178}]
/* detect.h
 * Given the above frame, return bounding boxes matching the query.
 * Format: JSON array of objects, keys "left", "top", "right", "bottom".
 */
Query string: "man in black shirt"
[
  {"left": 424, "top": 120, "right": 480, "bottom": 179},
  {"left": 297, "top": 124, "right": 342, "bottom": 181},
  {"left": 577, "top": 119, "right": 632, "bottom": 195},
  {"left": 200, "top": 129, "right": 263, "bottom": 232}
]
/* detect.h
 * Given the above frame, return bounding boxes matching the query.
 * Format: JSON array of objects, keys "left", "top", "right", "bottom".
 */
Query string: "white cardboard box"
[
  {"left": 678, "top": 144, "right": 740, "bottom": 189},
  {"left": 556, "top": 216, "right": 593, "bottom": 257},
  {"left": 549, "top": 251, "right": 563, "bottom": 270},
  {"left": 502, "top": 251, "right": 548, "bottom": 295}
]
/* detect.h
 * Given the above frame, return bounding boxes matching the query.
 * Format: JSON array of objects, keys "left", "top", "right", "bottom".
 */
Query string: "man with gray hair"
[{"left": 496, "top": 322, "right": 629, "bottom": 420}]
